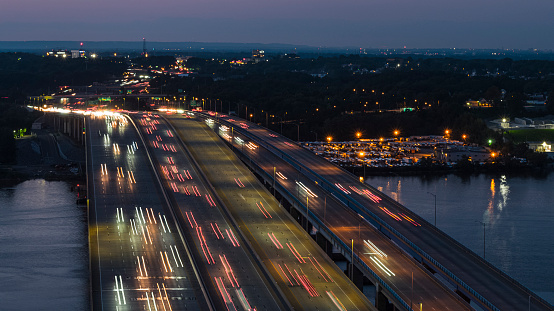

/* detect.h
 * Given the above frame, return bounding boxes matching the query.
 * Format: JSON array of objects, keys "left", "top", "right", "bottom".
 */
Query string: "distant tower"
[{"left": 142, "top": 38, "right": 146, "bottom": 55}]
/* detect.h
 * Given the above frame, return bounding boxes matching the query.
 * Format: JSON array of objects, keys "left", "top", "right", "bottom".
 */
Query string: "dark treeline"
[
  {"left": 0, "top": 52, "right": 127, "bottom": 163},
  {"left": 0, "top": 52, "right": 127, "bottom": 102},
  {"left": 153, "top": 55, "right": 554, "bottom": 145}
]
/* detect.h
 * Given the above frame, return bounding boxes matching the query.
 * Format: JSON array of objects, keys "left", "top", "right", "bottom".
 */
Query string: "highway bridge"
[
  {"left": 85, "top": 111, "right": 374, "bottom": 311},
  {"left": 194, "top": 110, "right": 554, "bottom": 311},
  {"left": 75, "top": 109, "right": 554, "bottom": 311}
]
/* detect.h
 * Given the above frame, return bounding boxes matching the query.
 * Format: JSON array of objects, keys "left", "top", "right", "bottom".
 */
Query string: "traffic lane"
[
  {"left": 169, "top": 115, "right": 373, "bottom": 311},
  {"left": 88, "top": 116, "right": 202, "bottom": 311},
  {"left": 137, "top": 114, "right": 283, "bottom": 311},
  {"left": 248, "top": 142, "right": 470, "bottom": 310},
  {"left": 241, "top": 124, "right": 551, "bottom": 310},
  {"left": 292, "top": 157, "right": 543, "bottom": 311}
]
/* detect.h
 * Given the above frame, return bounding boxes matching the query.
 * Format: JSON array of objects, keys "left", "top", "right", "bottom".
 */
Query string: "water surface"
[
  {"left": 0, "top": 179, "right": 88, "bottom": 311},
  {"left": 366, "top": 173, "right": 554, "bottom": 304}
]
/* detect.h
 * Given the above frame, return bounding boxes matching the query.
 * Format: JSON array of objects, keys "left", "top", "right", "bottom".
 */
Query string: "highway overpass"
[{"left": 195, "top": 110, "right": 554, "bottom": 311}]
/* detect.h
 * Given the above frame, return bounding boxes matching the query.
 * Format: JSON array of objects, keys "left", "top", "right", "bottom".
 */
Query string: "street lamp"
[
  {"left": 327, "top": 136, "right": 332, "bottom": 143},
  {"left": 356, "top": 132, "right": 362, "bottom": 139},
  {"left": 427, "top": 192, "right": 436, "bottom": 226},
  {"left": 249, "top": 113, "right": 253, "bottom": 122}
]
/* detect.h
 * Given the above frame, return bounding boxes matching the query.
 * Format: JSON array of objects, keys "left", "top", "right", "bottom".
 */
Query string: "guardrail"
[{"left": 200, "top": 113, "right": 501, "bottom": 311}]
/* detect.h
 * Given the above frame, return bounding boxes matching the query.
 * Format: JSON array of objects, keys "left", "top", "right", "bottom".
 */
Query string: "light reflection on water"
[
  {"left": 0, "top": 179, "right": 88, "bottom": 311},
  {"left": 368, "top": 173, "right": 554, "bottom": 304}
]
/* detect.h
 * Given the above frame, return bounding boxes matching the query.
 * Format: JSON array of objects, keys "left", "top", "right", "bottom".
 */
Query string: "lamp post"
[{"left": 427, "top": 192, "right": 436, "bottom": 226}]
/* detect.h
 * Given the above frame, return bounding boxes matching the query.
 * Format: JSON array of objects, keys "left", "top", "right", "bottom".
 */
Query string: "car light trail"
[
  {"left": 236, "top": 288, "right": 254, "bottom": 311},
  {"left": 176, "top": 173, "right": 184, "bottom": 182},
  {"left": 182, "top": 186, "right": 191, "bottom": 195},
  {"left": 128, "top": 170, "right": 136, "bottom": 183},
  {"left": 152, "top": 140, "right": 159, "bottom": 148},
  {"left": 139, "top": 207, "right": 147, "bottom": 224},
  {"left": 283, "top": 142, "right": 293, "bottom": 147},
  {"left": 156, "top": 135, "right": 162, "bottom": 142},
  {"left": 283, "top": 263, "right": 300, "bottom": 286},
  {"left": 205, "top": 194, "right": 216, "bottom": 207},
  {"left": 257, "top": 202, "right": 272, "bottom": 218},
  {"left": 234, "top": 178, "right": 245, "bottom": 188},
  {"left": 162, "top": 144, "right": 168, "bottom": 151},
  {"left": 161, "top": 283, "right": 173, "bottom": 311},
  {"left": 308, "top": 256, "right": 332, "bottom": 282},
  {"left": 326, "top": 291, "right": 347, "bottom": 311},
  {"left": 114, "top": 275, "right": 126, "bottom": 305},
  {"left": 379, "top": 206, "right": 402, "bottom": 221},
  {"left": 100, "top": 163, "right": 108, "bottom": 176},
  {"left": 117, "top": 166, "right": 125, "bottom": 178},
  {"left": 363, "top": 189, "right": 382, "bottom": 203},
  {"left": 191, "top": 185, "right": 201, "bottom": 196},
  {"left": 399, "top": 212, "right": 421, "bottom": 226},
  {"left": 130, "top": 219, "right": 139, "bottom": 235},
  {"left": 167, "top": 157, "right": 174, "bottom": 165},
  {"left": 296, "top": 181, "right": 318, "bottom": 197},
  {"left": 159, "top": 214, "right": 167, "bottom": 233},
  {"left": 276, "top": 172, "right": 287, "bottom": 180},
  {"left": 146, "top": 226, "right": 153, "bottom": 244},
  {"left": 196, "top": 226, "right": 215, "bottom": 264},
  {"left": 220, "top": 254, "right": 239, "bottom": 287},
  {"left": 184, "top": 170, "right": 193, "bottom": 179},
  {"left": 335, "top": 183, "right": 351, "bottom": 194},
  {"left": 170, "top": 182, "right": 179, "bottom": 192},
  {"left": 349, "top": 185, "right": 363, "bottom": 195},
  {"left": 113, "top": 143, "right": 120, "bottom": 154},
  {"left": 166, "top": 130, "right": 173, "bottom": 137},
  {"left": 370, "top": 256, "right": 395, "bottom": 276},
  {"left": 169, "top": 144, "right": 177, "bottom": 152},
  {"left": 215, "top": 277, "right": 236, "bottom": 311},
  {"left": 364, "top": 239, "right": 387, "bottom": 258},
  {"left": 211, "top": 223, "right": 223, "bottom": 239},
  {"left": 163, "top": 215, "right": 171, "bottom": 233},
  {"left": 245, "top": 142, "right": 258, "bottom": 150},
  {"left": 295, "top": 270, "right": 319, "bottom": 297},
  {"left": 225, "top": 229, "right": 240, "bottom": 247},
  {"left": 268, "top": 232, "right": 283, "bottom": 249},
  {"left": 170, "top": 245, "right": 184, "bottom": 268},
  {"left": 286, "top": 242, "right": 306, "bottom": 263},
  {"left": 277, "top": 264, "right": 294, "bottom": 286}
]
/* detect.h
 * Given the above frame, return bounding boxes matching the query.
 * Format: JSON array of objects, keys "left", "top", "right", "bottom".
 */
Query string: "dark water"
[
  {"left": 0, "top": 179, "right": 88, "bottom": 311},
  {"left": 366, "top": 173, "right": 554, "bottom": 305}
]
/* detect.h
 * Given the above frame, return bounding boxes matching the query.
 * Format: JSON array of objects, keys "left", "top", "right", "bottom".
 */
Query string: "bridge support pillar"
[{"left": 376, "top": 284, "right": 394, "bottom": 311}]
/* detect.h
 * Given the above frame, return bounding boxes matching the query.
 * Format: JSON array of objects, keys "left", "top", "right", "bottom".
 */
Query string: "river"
[
  {"left": 0, "top": 179, "right": 88, "bottom": 311},
  {"left": 0, "top": 175, "right": 551, "bottom": 308},
  {"left": 366, "top": 172, "right": 554, "bottom": 305}
]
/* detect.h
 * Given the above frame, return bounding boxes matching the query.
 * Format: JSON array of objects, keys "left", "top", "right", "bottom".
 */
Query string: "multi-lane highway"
[
  {"left": 165, "top": 113, "right": 375, "bottom": 311},
  {"left": 200, "top": 111, "right": 554, "bottom": 311},
  {"left": 194, "top": 113, "right": 471, "bottom": 310},
  {"left": 132, "top": 113, "right": 289, "bottom": 311},
  {"left": 86, "top": 112, "right": 209, "bottom": 311}
]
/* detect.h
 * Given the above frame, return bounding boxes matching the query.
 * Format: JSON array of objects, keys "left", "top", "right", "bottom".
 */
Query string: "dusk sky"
[{"left": 1, "top": 0, "right": 553, "bottom": 49}]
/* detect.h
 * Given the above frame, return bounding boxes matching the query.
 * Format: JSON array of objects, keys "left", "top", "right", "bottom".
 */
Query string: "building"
[
  {"left": 252, "top": 50, "right": 265, "bottom": 63},
  {"left": 436, "top": 146, "right": 490, "bottom": 163},
  {"left": 71, "top": 50, "right": 86, "bottom": 58},
  {"left": 46, "top": 50, "right": 69, "bottom": 58}
]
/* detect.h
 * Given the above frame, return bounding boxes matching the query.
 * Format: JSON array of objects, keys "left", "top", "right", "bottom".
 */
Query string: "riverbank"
[{"left": 0, "top": 129, "right": 86, "bottom": 187}]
